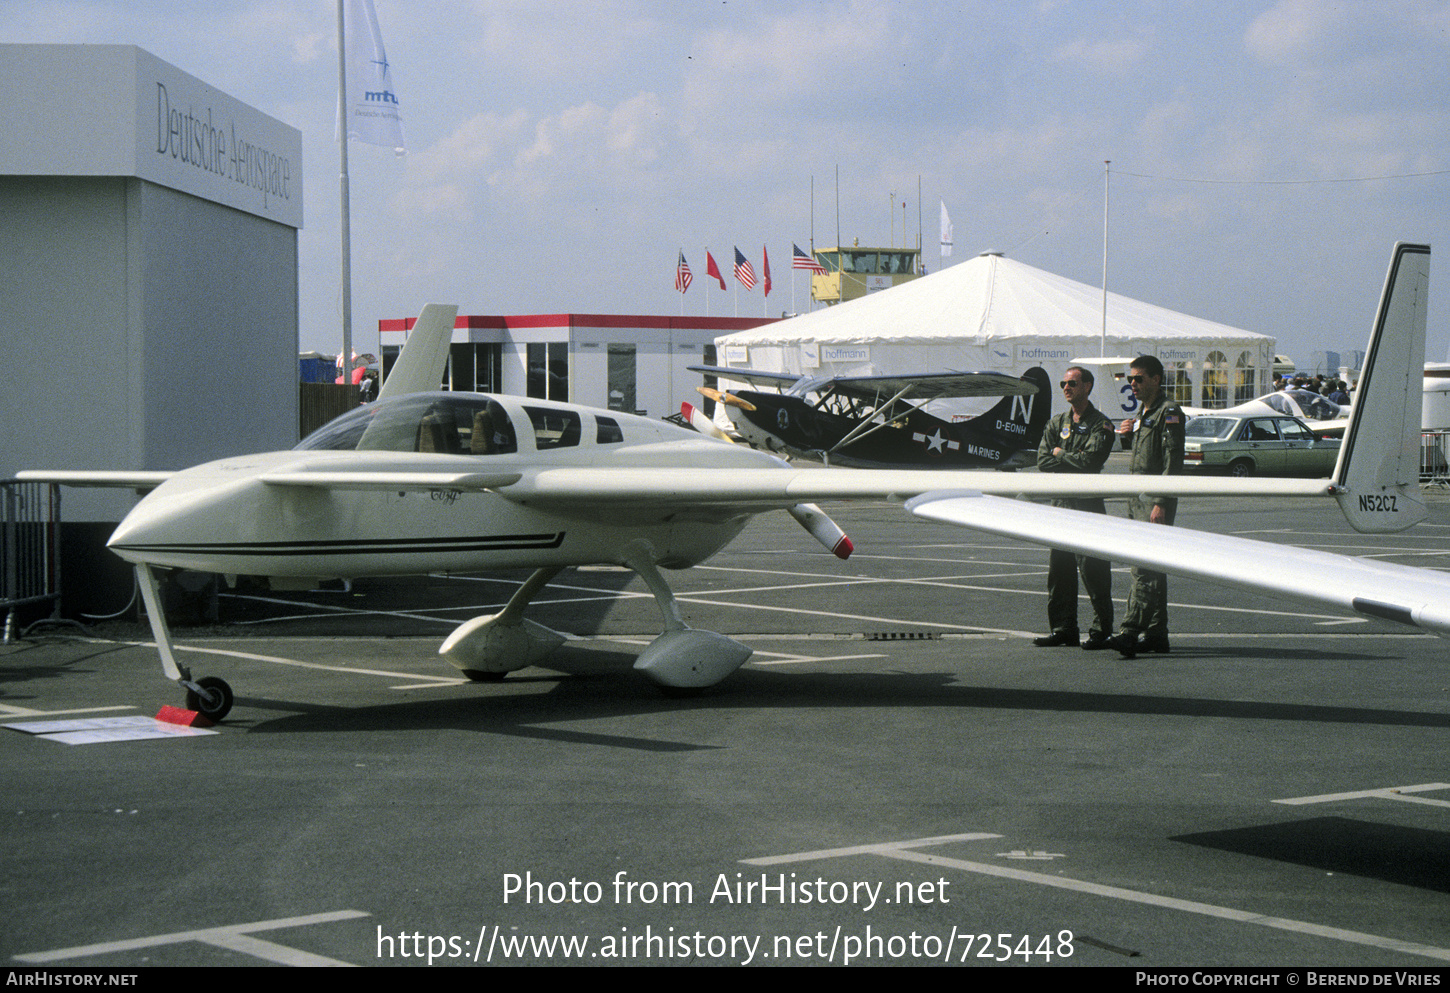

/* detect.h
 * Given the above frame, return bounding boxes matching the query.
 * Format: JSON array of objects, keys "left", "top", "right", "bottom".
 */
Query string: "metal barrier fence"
[
  {"left": 1, "top": 480, "right": 60, "bottom": 642},
  {"left": 1424, "top": 431, "right": 1450, "bottom": 485}
]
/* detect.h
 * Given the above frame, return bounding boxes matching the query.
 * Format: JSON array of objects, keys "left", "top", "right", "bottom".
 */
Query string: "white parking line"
[
  {"left": 674, "top": 594, "right": 1031, "bottom": 637},
  {"left": 884, "top": 847, "right": 1450, "bottom": 962},
  {"left": 746, "top": 832, "right": 1450, "bottom": 963},
  {"left": 743, "top": 832, "right": 1003, "bottom": 864},
  {"left": 91, "top": 639, "right": 466, "bottom": 689},
  {"left": 0, "top": 703, "right": 134, "bottom": 718},
  {"left": 1274, "top": 782, "right": 1450, "bottom": 807},
  {"left": 750, "top": 653, "right": 889, "bottom": 667},
  {"left": 13, "top": 910, "right": 370, "bottom": 966}
]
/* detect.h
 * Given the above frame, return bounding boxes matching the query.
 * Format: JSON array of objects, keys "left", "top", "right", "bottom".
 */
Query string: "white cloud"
[
  {"left": 4, "top": 1, "right": 1447, "bottom": 361},
  {"left": 1051, "top": 31, "right": 1153, "bottom": 74},
  {"left": 1243, "top": 0, "right": 1342, "bottom": 64}
]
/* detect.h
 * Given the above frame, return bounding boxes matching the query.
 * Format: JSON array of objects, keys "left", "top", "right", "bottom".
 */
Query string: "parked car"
[{"left": 1183, "top": 414, "right": 1341, "bottom": 477}]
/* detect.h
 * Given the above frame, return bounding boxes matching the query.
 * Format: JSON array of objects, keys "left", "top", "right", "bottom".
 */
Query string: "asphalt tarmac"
[{"left": 3, "top": 483, "right": 1449, "bottom": 969}]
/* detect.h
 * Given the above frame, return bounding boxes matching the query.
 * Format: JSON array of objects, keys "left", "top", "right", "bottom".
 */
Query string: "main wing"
[
  {"left": 689, "top": 364, "right": 1036, "bottom": 401},
  {"left": 494, "top": 466, "right": 1331, "bottom": 508},
  {"left": 16, "top": 470, "right": 175, "bottom": 489},
  {"left": 688, "top": 364, "right": 806, "bottom": 392},
  {"left": 825, "top": 370, "right": 1037, "bottom": 403},
  {"left": 906, "top": 491, "right": 1450, "bottom": 638},
  {"left": 902, "top": 243, "right": 1435, "bottom": 634}
]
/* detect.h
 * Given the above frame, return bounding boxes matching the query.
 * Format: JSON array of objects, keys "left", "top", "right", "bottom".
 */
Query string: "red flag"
[
  {"left": 706, "top": 251, "right": 727, "bottom": 291},
  {"left": 762, "top": 245, "right": 772, "bottom": 297}
]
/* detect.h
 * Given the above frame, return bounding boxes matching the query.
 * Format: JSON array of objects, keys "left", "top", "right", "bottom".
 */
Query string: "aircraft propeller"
[
  {"left": 681, "top": 401, "right": 735, "bottom": 443},
  {"left": 696, "top": 386, "right": 756, "bottom": 411},
  {"left": 788, "top": 503, "right": 854, "bottom": 559},
  {"left": 680, "top": 402, "right": 851, "bottom": 558}
]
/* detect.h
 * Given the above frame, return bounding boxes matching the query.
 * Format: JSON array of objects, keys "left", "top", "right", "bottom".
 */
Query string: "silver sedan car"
[{"left": 1184, "top": 414, "right": 1341, "bottom": 477}]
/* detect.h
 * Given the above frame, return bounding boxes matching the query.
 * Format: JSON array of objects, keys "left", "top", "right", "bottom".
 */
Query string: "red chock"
[{"left": 156, "top": 706, "right": 214, "bottom": 728}]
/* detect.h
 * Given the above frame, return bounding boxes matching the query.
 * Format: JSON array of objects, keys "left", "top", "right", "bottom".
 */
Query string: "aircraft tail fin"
[
  {"left": 377, "top": 304, "right": 459, "bottom": 402},
  {"left": 965, "top": 366, "right": 1052, "bottom": 453},
  {"left": 1332, "top": 243, "right": 1430, "bottom": 533}
]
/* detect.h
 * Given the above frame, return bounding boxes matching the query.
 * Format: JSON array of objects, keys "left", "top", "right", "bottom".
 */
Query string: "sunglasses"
[
  {"left": 1127, "top": 375, "right": 1151, "bottom": 383},
  {"left": 1059, "top": 380, "right": 1084, "bottom": 388}
]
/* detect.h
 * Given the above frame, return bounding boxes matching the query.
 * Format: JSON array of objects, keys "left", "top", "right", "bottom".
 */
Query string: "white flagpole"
[
  {"left": 1101, "top": 160, "right": 1110, "bottom": 358},
  {"left": 337, "top": 0, "right": 353, "bottom": 386},
  {"left": 809, "top": 176, "right": 814, "bottom": 312}
]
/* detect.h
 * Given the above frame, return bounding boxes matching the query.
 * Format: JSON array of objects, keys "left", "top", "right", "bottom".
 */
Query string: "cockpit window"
[
  {"left": 295, "top": 394, "right": 518, "bottom": 455},
  {"left": 595, "top": 416, "right": 624, "bottom": 444},
  {"left": 1286, "top": 389, "right": 1340, "bottom": 420},
  {"left": 522, "top": 406, "right": 581, "bottom": 449}
]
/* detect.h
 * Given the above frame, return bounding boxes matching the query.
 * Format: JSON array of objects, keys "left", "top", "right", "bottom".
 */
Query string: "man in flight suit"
[
  {"left": 1109, "top": 355, "right": 1186, "bottom": 658},
  {"left": 1033, "top": 366, "right": 1116, "bottom": 649}
]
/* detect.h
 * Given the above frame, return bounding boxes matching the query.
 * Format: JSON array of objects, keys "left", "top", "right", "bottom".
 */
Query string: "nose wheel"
[
  {"left": 136, "top": 564, "right": 235, "bottom": 722},
  {"left": 183, "top": 676, "right": 234, "bottom": 721}
]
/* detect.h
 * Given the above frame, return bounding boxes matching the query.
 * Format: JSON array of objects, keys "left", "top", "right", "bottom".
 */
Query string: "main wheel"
[{"left": 186, "top": 676, "right": 234, "bottom": 721}]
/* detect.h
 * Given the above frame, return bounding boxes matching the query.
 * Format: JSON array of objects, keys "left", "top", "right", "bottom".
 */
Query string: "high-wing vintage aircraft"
[
  {"left": 686, "top": 364, "right": 1053, "bottom": 469},
  {"left": 19, "top": 244, "right": 1430, "bottom": 720}
]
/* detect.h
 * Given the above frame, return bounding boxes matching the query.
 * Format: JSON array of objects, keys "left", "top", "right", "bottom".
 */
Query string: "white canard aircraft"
[
  {"left": 18, "top": 244, "right": 1429, "bottom": 719},
  {"left": 1182, "top": 388, "right": 1350, "bottom": 436}
]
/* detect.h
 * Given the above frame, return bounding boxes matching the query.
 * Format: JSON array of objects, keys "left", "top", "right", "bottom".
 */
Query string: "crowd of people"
[{"left": 1273, "top": 373, "right": 1352, "bottom": 406}]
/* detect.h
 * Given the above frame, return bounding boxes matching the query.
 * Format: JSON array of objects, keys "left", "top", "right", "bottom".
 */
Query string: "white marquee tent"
[{"left": 714, "top": 252, "right": 1274, "bottom": 416}]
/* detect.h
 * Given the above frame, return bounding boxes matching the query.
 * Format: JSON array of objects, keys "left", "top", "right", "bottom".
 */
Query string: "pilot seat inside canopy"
[{"left": 295, "top": 394, "right": 520, "bottom": 455}]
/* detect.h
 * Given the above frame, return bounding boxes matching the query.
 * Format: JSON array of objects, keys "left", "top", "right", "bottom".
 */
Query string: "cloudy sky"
[{"left": 5, "top": 0, "right": 1448, "bottom": 366}]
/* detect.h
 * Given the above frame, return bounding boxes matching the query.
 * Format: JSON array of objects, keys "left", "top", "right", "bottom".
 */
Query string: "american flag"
[
  {"left": 674, "top": 251, "right": 692, "bottom": 293},
  {"left": 733, "top": 247, "right": 756, "bottom": 291},
  {"left": 762, "top": 245, "right": 771, "bottom": 297},
  {"left": 792, "top": 243, "right": 827, "bottom": 274}
]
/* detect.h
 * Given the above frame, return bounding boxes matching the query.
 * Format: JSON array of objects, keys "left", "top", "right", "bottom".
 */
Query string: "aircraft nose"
[
  {"left": 106, "top": 476, "right": 251, "bottom": 570},
  {"left": 107, "top": 492, "right": 199, "bottom": 565}
]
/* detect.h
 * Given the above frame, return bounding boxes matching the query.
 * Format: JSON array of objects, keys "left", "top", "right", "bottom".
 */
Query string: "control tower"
[{"left": 810, "top": 245, "right": 920, "bottom": 304}]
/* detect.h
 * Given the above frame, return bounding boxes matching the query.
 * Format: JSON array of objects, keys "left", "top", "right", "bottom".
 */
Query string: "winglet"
[
  {"left": 1332, "top": 243, "right": 1430, "bottom": 533},
  {"left": 377, "top": 304, "right": 459, "bottom": 401}
]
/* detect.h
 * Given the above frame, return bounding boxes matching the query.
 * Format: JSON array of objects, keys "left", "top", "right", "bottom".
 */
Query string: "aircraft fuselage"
[
  {"left": 106, "top": 393, "right": 783, "bottom": 581},
  {"left": 725, "top": 391, "right": 1033, "bottom": 469}
]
